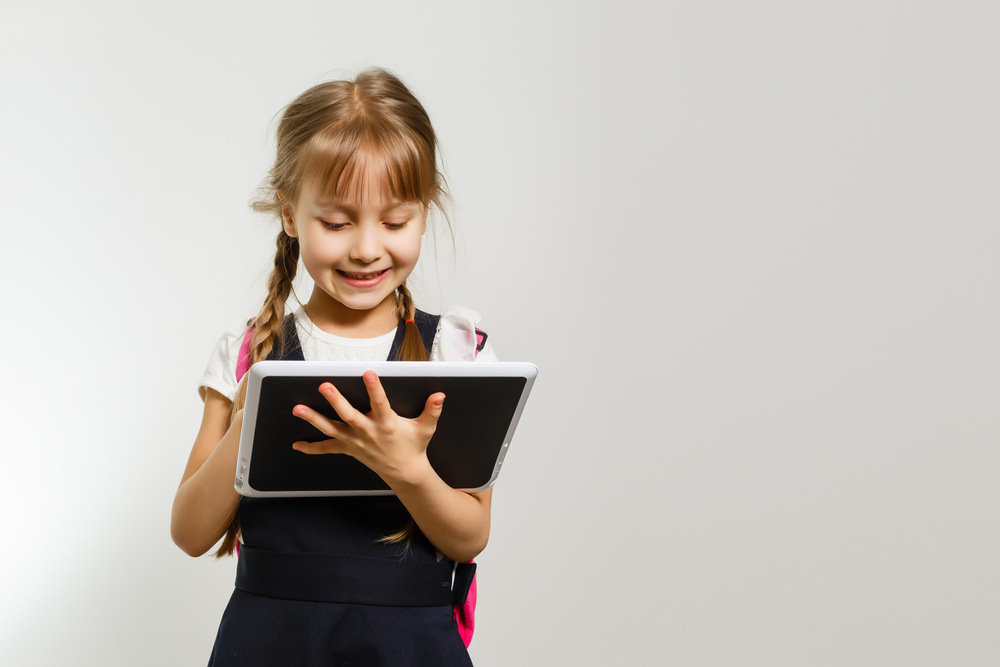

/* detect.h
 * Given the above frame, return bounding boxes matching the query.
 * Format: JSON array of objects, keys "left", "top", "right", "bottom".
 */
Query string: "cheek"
[
  {"left": 390, "top": 233, "right": 422, "bottom": 268},
  {"left": 299, "top": 231, "right": 345, "bottom": 268}
]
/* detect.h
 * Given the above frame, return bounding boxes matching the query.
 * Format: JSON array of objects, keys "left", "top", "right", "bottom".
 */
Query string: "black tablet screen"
[{"left": 248, "top": 375, "right": 527, "bottom": 492}]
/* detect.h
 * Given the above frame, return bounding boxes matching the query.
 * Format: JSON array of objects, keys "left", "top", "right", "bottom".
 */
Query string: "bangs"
[{"left": 297, "top": 118, "right": 436, "bottom": 205}]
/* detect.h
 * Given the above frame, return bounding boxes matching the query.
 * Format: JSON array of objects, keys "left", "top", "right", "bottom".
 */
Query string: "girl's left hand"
[{"left": 290, "top": 371, "right": 445, "bottom": 487}]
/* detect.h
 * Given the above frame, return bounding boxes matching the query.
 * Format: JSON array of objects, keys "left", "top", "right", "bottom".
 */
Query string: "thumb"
[{"left": 417, "top": 393, "right": 446, "bottom": 432}]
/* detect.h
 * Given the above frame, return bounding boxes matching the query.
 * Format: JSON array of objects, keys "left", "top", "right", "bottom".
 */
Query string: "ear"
[
  {"left": 282, "top": 209, "right": 297, "bottom": 238},
  {"left": 278, "top": 192, "right": 297, "bottom": 238}
]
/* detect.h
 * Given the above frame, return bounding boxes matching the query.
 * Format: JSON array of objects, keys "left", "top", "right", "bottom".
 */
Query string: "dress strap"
[{"left": 269, "top": 314, "right": 304, "bottom": 361}]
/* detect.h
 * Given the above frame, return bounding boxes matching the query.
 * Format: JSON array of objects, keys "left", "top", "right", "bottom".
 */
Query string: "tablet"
[{"left": 235, "top": 361, "right": 537, "bottom": 497}]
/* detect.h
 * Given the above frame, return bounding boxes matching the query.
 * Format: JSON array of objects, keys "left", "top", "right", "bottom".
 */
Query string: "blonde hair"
[{"left": 215, "top": 68, "right": 446, "bottom": 558}]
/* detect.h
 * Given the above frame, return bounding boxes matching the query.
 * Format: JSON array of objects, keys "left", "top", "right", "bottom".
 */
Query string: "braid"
[
  {"left": 227, "top": 231, "right": 299, "bottom": 422},
  {"left": 395, "top": 281, "right": 428, "bottom": 362},
  {"left": 215, "top": 230, "right": 298, "bottom": 559},
  {"left": 250, "top": 231, "right": 300, "bottom": 366},
  {"left": 396, "top": 284, "right": 410, "bottom": 320}
]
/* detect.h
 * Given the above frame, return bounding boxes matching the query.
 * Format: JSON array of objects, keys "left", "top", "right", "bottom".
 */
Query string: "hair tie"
[{"left": 405, "top": 319, "right": 415, "bottom": 324}]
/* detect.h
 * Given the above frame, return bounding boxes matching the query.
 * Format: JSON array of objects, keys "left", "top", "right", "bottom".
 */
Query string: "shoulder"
[
  {"left": 197, "top": 315, "right": 254, "bottom": 402},
  {"left": 429, "top": 306, "right": 499, "bottom": 362}
]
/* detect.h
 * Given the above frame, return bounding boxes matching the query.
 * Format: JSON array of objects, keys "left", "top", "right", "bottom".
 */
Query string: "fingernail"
[{"left": 433, "top": 399, "right": 444, "bottom": 408}]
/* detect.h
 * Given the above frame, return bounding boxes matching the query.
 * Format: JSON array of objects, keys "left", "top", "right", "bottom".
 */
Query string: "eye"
[
  {"left": 384, "top": 219, "right": 409, "bottom": 230},
  {"left": 321, "top": 220, "right": 349, "bottom": 230}
]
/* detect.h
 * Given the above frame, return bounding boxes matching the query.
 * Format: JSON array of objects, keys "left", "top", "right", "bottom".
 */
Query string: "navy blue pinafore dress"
[{"left": 208, "top": 311, "right": 475, "bottom": 667}]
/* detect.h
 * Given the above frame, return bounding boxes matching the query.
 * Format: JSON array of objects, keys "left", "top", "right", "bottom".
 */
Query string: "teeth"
[{"left": 343, "top": 270, "right": 384, "bottom": 279}]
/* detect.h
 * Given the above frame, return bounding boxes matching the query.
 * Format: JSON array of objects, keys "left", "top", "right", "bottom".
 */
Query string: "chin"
[{"left": 337, "top": 292, "right": 394, "bottom": 313}]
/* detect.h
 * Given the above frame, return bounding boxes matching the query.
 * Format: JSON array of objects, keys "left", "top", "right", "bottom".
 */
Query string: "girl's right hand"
[{"left": 289, "top": 371, "right": 444, "bottom": 487}]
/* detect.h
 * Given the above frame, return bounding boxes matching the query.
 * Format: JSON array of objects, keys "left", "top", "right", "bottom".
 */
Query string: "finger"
[
  {"left": 318, "top": 382, "right": 367, "bottom": 428},
  {"left": 362, "top": 371, "right": 393, "bottom": 420},
  {"left": 292, "top": 404, "right": 348, "bottom": 439},
  {"left": 415, "top": 392, "right": 446, "bottom": 434},
  {"left": 292, "top": 438, "right": 343, "bottom": 455}
]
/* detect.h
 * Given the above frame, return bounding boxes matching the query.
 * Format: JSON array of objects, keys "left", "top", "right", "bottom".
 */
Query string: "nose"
[{"left": 349, "top": 224, "right": 382, "bottom": 264}]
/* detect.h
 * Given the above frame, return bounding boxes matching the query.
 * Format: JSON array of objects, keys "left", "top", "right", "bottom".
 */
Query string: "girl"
[{"left": 170, "top": 68, "right": 498, "bottom": 667}]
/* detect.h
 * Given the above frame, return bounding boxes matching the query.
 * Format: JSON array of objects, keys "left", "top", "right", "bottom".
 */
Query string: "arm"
[
  {"left": 170, "top": 388, "right": 243, "bottom": 557},
  {"left": 392, "top": 471, "right": 492, "bottom": 565},
  {"left": 291, "top": 372, "right": 492, "bottom": 563}
]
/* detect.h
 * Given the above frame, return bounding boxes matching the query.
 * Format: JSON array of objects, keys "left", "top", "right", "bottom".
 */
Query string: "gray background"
[{"left": 2, "top": 1, "right": 998, "bottom": 665}]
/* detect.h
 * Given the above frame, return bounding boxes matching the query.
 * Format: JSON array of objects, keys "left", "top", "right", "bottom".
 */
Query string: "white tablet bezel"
[{"left": 235, "top": 361, "right": 537, "bottom": 497}]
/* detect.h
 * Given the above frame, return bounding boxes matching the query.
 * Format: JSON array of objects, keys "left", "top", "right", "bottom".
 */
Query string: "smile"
[
  {"left": 335, "top": 268, "right": 391, "bottom": 287},
  {"left": 337, "top": 269, "right": 390, "bottom": 279}
]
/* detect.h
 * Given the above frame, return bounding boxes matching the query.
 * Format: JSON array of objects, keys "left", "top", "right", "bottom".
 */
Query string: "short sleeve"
[
  {"left": 198, "top": 317, "right": 251, "bottom": 402},
  {"left": 429, "top": 306, "right": 499, "bottom": 363}
]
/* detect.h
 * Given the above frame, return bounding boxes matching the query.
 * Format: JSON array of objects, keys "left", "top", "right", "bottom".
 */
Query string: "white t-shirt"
[{"left": 198, "top": 305, "right": 498, "bottom": 402}]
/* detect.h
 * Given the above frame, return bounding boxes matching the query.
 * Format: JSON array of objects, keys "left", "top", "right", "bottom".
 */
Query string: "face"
[{"left": 284, "top": 176, "right": 426, "bottom": 320}]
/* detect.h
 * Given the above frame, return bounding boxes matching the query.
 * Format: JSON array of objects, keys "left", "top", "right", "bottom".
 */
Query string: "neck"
[{"left": 303, "top": 287, "right": 400, "bottom": 338}]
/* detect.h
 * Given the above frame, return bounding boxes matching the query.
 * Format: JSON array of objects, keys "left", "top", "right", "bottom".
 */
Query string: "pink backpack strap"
[
  {"left": 474, "top": 327, "right": 487, "bottom": 358},
  {"left": 233, "top": 322, "right": 255, "bottom": 560},
  {"left": 452, "top": 561, "right": 478, "bottom": 647},
  {"left": 236, "top": 324, "right": 254, "bottom": 383}
]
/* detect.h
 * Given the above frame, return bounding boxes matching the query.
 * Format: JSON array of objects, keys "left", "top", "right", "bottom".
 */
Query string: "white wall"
[{"left": 1, "top": 1, "right": 998, "bottom": 665}]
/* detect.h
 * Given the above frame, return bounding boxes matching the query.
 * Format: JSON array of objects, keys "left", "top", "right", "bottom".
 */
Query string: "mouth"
[
  {"left": 335, "top": 268, "right": 391, "bottom": 287},
  {"left": 336, "top": 269, "right": 390, "bottom": 279}
]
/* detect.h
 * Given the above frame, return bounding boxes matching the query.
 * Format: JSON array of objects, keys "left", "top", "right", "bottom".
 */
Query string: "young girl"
[{"left": 170, "top": 68, "right": 498, "bottom": 667}]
